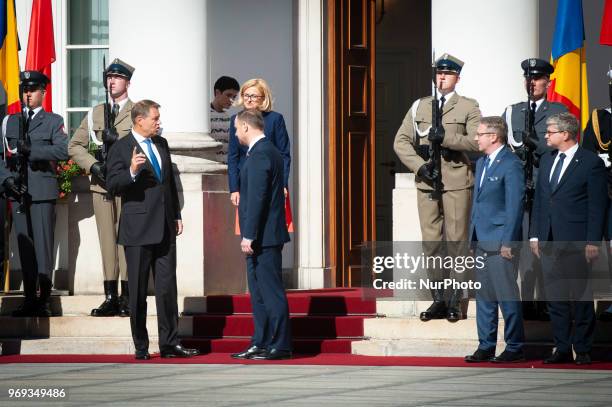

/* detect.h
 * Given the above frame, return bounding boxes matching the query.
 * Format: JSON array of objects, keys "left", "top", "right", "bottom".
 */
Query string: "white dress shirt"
[
  {"left": 479, "top": 144, "right": 504, "bottom": 187},
  {"left": 130, "top": 130, "right": 162, "bottom": 179},
  {"left": 530, "top": 143, "right": 579, "bottom": 242},
  {"left": 247, "top": 134, "right": 266, "bottom": 154},
  {"left": 112, "top": 97, "right": 129, "bottom": 113},
  {"left": 548, "top": 143, "right": 578, "bottom": 183},
  {"left": 23, "top": 106, "right": 43, "bottom": 120}
]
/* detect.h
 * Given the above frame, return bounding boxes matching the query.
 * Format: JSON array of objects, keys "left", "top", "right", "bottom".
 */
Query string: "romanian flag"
[
  {"left": 25, "top": 0, "right": 55, "bottom": 112},
  {"left": 0, "top": 0, "right": 21, "bottom": 114},
  {"left": 601, "top": 0, "right": 612, "bottom": 46},
  {"left": 547, "top": 0, "right": 589, "bottom": 130}
]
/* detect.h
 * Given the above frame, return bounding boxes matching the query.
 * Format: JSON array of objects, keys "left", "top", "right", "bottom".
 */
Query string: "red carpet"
[
  {"left": 205, "top": 288, "right": 377, "bottom": 315},
  {"left": 183, "top": 288, "right": 377, "bottom": 354},
  {"left": 2, "top": 353, "right": 612, "bottom": 370}
]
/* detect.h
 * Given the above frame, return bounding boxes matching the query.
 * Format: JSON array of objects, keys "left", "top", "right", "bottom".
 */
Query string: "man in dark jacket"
[{"left": 230, "top": 109, "right": 292, "bottom": 361}]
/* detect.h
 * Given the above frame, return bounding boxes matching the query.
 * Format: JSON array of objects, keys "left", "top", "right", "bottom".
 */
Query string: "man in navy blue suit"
[
  {"left": 230, "top": 109, "right": 292, "bottom": 361},
  {"left": 465, "top": 117, "right": 525, "bottom": 363},
  {"left": 530, "top": 112, "right": 607, "bottom": 365}
]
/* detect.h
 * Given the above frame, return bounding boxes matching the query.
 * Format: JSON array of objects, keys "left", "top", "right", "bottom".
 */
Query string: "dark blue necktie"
[
  {"left": 144, "top": 139, "right": 162, "bottom": 181},
  {"left": 480, "top": 157, "right": 490, "bottom": 188},
  {"left": 550, "top": 152, "right": 566, "bottom": 190}
]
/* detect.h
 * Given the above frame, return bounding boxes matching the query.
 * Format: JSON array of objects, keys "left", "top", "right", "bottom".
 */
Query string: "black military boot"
[
  {"left": 37, "top": 276, "right": 53, "bottom": 317},
  {"left": 91, "top": 281, "right": 119, "bottom": 316},
  {"left": 446, "top": 288, "right": 464, "bottom": 321},
  {"left": 420, "top": 288, "right": 447, "bottom": 321},
  {"left": 12, "top": 276, "right": 39, "bottom": 317},
  {"left": 118, "top": 280, "right": 130, "bottom": 317}
]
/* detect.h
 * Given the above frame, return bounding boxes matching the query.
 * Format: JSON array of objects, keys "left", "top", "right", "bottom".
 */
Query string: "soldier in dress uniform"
[
  {"left": 394, "top": 53, "right": 481, "bottom": 321},
  {"left": 502, "top": 58, "right": 567, "bottom": 320},
  {"left": 68, "top": 58, "right": 135, "bottom": 317},
  {"left": 0, "top": 71, "right": 69, "bottom": 316},
  {"left": 582, "top": 68, "right": 612, "bottom": 322}
]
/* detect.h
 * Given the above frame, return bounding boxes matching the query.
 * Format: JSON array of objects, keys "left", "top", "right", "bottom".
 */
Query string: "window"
[{"left": 66, "top": 0, "right": 109, "bottom": 136}]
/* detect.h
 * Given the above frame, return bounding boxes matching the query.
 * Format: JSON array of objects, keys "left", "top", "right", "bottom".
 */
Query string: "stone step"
[
  {"left": 363, "top": 317, "right": 612, "bottom": 342},
  {"left": 0, "top": 295, "right": 208, "bottom": 316},
  {"left": 0, "top": 316, "right": 193, "bottom": 338},
  {"left": 376, "top": 299, "right": 612, "bottom": 318},
  {"left": 352, "top": 338, "right": 612, "bottom": 359},
  {"left": 0, "top": 337, "right": 159, "bottom": 355}
]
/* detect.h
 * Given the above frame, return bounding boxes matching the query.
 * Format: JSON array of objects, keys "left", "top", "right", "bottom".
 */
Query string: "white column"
[
  {"left": 296, "top": 0, "right": 327, "bottom": 288},
  {"left": 432, "top": 0, "right": 538, "bottom": 115},
  {"left": 104, "top": 0, "right": 227, "bottom": 297},
  {"left": 109, "top": 0, "right": 211, "bottom": 139}
]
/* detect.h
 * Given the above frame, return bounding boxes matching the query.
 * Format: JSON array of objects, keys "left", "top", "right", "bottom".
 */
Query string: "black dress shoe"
[
  {"left": 491, "top": 350, "right": 526, "bottom": 363},
  {"left": 464, "top": 348, "right": 495, "bottom": 363},
  {"left": 251, "top": 349, "right": 292, "bottom": 360},
  {"left": 599, "top": 311, "right": 612, "bottom": 322},
  {"left": 118, "top": 281, "right": 130, "bottom": 317},
  {"left": 12, "top": 299, "right": 41, "bottom": 317},
  {"left": 135, "top": 349, "right": 151, "bottom": 360},
  {"left": 91, "top": 281, "right": 119, "bottom": 317},
  {"left": 420, "top": 301, "right": 447, "bottom": 321},
  {"left": 231, "top": 345, "right": 267, "bottom": 360},
  {"left": 160, "top": 344, "right": 200, "bottom": 358},
  {"left": 575, "top": 352, "right": 591, "bottom": 365},
  {"left": 37, "top": 301, "right": 53, "bottom": 317},
  {"left": 543, "top": 350, "right": 574, "bottom": 364},
  {"left": 446, "top": 306, "right": 463, "bottom": 321},
  {"left": 117, "top": 296, "right": 130, "bottom": 317}
]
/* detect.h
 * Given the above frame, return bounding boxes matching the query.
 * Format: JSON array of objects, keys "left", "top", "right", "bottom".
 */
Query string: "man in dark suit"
[
  {"left": 1, "top": 71, "right": 69, "bottom": 317},
  {"left": 230, "top": 109, "right": 292, "bottom": 361},
  {"left": 106, "top": 100, "right": 199, "bottom": 360},
  {"left": 530, "top": 112, "right": 607, "bottom": 365},
  {"left": 502, "top": 58, "right": 568, "bottom": 321},
  {"left": 465, "top": 117, "right": 525, "bottom": 363}
]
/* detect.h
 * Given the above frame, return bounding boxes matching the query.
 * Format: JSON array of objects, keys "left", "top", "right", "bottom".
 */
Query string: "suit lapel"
[
  {"left": 152, "top": 136, "right": 166, "bottom": 182},
  {"left": 442, "top": 93, "right": 458, "bottom": 116},
  {"left": 534, "top": 100, "right": 550, "bottom": 126},
  {"left": 477, "top": 147, "right": 506, "bottom": 196},
  {"left": 28, "top": 110, "right": 45, "bottom": 132},
  {"left": 131, "top": 133, "right": 158, "bottom": 182},
  {"left": 114, "top": 99, "right": 133, "bottom": 128},
  {"left": 552, "top": 147, "right": 581, "bottom": 193},
  {"left": 474, "top": 158, "right": 484, "bottom": 196}
]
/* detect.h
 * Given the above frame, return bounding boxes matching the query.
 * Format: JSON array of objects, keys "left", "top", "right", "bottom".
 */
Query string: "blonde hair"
[{"left": 234, "top": 78, "right": 273, "bottom": 112}]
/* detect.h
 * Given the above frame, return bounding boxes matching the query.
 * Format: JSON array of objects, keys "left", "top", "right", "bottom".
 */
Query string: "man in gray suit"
[
  {"left": 0, "top": 71, "right": 69, "bottom": 317},
  {"left": 502, "top": 59, "right": 568, "bottom": 320}
]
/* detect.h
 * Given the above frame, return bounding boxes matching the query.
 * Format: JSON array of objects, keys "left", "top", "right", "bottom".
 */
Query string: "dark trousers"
[
  {"left": 519, "top": 212, "right": 546, "bottom": 302},
  {"left": 475, "top": 248, "right": 524, "bottom": 353},
  {"left": 124, "top": 230, "right": 179, "bottom": 352},
  {"left": 247, "top": 245, "right": 291, "bottom": 351},
  {"left": 541, "top": 245, "right": 595, "bottom": 354},
  {"left": 11, "top": 200, "right": 55, "bottom": 297}
]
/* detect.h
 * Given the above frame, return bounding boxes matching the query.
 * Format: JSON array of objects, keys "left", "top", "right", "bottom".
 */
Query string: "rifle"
[
  {"left": 16, "top": 94, "right": 32, "bottom": 217},
  {"left": 429, "top": 51, "right": 443, "bottom": 200},
  {"left": 96, "top": 55, "right": 117, "bottom": 167},
  {"left": 608, "top": 65, "right": 612, "bottom": 165},
  {"left": 523, "top": 71, "right": 538, "bottom": 216}
]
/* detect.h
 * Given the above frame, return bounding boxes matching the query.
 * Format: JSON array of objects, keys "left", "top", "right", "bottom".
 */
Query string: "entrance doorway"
[
  {"left": 327, "top": 0, "right": 431, "bottom": 286},
  {"left": 374, "top": 0, "right": 431, "bottom": 241}
]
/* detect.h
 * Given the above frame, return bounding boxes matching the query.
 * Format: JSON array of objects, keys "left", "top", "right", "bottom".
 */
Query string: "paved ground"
[{"left": 0, "top": 363, "right": 611, "bottom": 406}]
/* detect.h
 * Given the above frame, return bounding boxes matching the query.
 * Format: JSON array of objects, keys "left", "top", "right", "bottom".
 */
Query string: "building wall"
[{"left": 207, "top": 0, "right": 295, "bottom": 271}]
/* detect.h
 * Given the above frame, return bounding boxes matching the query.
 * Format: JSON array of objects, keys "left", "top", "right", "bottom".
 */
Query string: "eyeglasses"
[
  {"left": 545, "top": 130, "right": 564, "bottom": 136},
  {"left": 243, "top": 94, "right": 264, "bottom": 101},
  {"left": 475, "top": 132, "right": 496, "bottom": 137}
]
